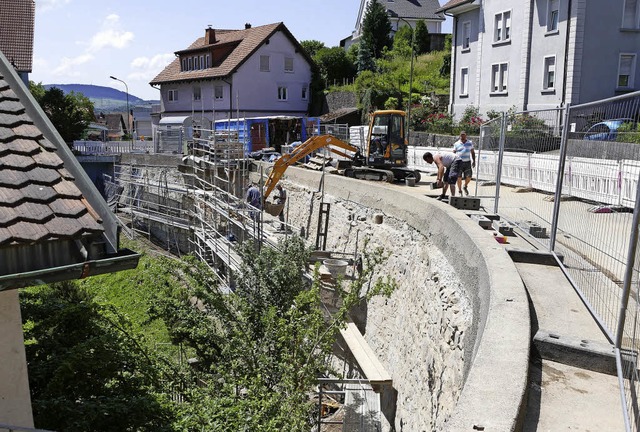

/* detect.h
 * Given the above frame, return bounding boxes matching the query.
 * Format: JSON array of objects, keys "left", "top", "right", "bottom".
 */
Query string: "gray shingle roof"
[
  {"left": 386, "top": 0, "right": 445, "bottom": 20},
  {"left": 0, "top": 0, "right": 35, "bottom": 72},
  {"left": 0, "top": 74, "right": 105, "bottom": 248},
  {"left": 436, "top": 0, "right": 475, "bottom": 13}
]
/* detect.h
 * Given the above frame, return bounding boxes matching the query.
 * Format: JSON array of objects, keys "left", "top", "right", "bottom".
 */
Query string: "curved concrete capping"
[{"left": 269, "top": 166, "right": 530, "bottom": 430}]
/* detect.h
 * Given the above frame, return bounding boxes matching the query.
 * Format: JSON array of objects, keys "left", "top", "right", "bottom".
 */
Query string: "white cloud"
[
  {"left": 36, "top": 0, "right": 71, "bottom": 13},
  {"left": 33, "top": 57, "right": 49, "bottom": 70},
  {"left": 87, "top": 15, "right": 134, "bottom": 52},
  {"left": 131, "top": 54, "right": 175, "bottom": 70},
  {"left": 52, "top": 54, "right": 94, "bottom": 77}
]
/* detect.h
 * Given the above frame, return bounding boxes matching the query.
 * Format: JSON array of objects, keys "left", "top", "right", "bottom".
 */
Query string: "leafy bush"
[
  {"left": 385, "top": 96, "right": 399, "bottom": 110},
  {"left": 617, "top": 122, "right": 640, "bottom": 144}
]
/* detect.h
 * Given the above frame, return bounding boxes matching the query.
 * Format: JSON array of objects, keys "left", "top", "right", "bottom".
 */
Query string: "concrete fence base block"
[
  {"left": 492, "top": 220, "right": 515, "bottom": 236},
  {"left": 533, "top": 329, "right": 617, "bottom": 376},
  {"left": 450, "top": 196, "right": 481, "bottom": 210},
  {"left": 429, "top": 181, "right": 442, "bottom": 190},
  {"left": 470, "top": 214, "right": 492, "bottom": 229}
]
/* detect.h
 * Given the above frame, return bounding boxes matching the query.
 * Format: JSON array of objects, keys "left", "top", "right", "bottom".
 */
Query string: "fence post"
[
  {"left": 549, "top": 103, "right": 571, "bottom": 252},
  {"left": 493, "top": 112, "right": 507, "bottom": 214},
  {"left": 615, "top": 170, "right": 640, "bottom": 348}
]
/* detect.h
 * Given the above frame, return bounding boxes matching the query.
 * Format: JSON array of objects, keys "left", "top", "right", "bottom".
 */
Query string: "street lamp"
[
  {"left": 388, "top": 10, "right": 415, "bottom": 144},
  {"left": 109, "top": 75, "right": 133, "bottom": 152}
]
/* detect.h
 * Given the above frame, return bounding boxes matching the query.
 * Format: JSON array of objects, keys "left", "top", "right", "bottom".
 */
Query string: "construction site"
[{"left": 102, "top": 92, "right": 640, "bottom": 431}]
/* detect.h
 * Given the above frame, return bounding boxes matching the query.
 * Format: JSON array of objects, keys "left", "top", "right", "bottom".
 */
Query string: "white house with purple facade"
[{"left": 150, "top": 22, "right": 314, "bottom": 131}]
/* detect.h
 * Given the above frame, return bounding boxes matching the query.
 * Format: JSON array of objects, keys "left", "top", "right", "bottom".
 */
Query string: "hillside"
[{"left": 43, "top": 83, "right": 158, "bottom": 111}]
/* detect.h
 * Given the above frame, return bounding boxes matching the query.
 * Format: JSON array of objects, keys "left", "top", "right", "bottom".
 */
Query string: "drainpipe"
[
  {"left": 445, "top": 12, "right": 458, "bottom": 115},
  {"left": 561, "top": 0, "right": 573, "bottom": 105},
  {"left": 223, "top": 77, "right": 233, "bottom": 117},
  {"left": 522, "top": 0, "right": 535, "bottom": 111}
]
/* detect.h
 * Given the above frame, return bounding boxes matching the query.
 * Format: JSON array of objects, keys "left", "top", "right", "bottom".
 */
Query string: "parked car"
[{"left": 583, "top": 118, "right": 635, "bottom": 141}]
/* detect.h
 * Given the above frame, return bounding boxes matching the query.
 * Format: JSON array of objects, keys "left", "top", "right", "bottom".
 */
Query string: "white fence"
[
  {"left": 406, "top": 145, "right": 640, "bottom": 208},
  {"left": 73, "top": 140, "right": 154, "bottom": 154}
]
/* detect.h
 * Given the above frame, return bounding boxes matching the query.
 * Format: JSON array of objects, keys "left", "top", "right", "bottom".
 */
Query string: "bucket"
[
  {"left": 405, "top": 176, "right": 416, "bottom": 187},
  {"left": 323, "top": 259, "right": 348, "bottom": 278}
]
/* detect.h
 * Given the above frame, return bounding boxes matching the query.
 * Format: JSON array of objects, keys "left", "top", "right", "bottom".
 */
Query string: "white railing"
[
  {"left": 73, "top": 140, "right": 154, "bottom": 154},
  {"left": 407, "top": 145, "right": 640, "bottom": 208}
]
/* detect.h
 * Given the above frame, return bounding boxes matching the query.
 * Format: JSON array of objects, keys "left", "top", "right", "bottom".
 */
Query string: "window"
[
  {"left": 547, "top": 0, "right": 559, "bottom": 32},
  {"left": 462, "top": 21, "right": 471, "bottom": 50},
  {"left": 302, "top": 85, "right": 308, "bottom": 100},
  {"left": 214, "top": 85, "right": 223, "bottom": 100},
  {"left": 623, "top": 0, "right": 640, "bottom": 28},
  {"left": 543, "top": 56, "right": 556, "bottom": 90},
  {"left": 491, "top": 63, "right": 508, "bottom": 93},
  {"left": 194, "top": 56, "right": 199, "bottom": 70},
  {"left": 168, "top": 89, "right": 178, "bottom": 102},
  {"left": 260, "top": 55, "right": 270, "bottom": 72},
  {"left": 494, "top": 11, "right": 511, "bottom": 43},
  {"left": 182, "top": 58, "right": 187, "bottom": 71},
  {"left": 284, "top": 57, "right": 294, "bottom": 72},
  {"left": 618, "top": 54, "right": 636, "bottom": 88},
  {"left": 188, "top": 57, "right": 193, "bottom": 70},
  {"left": 278, "top": 86, "right": 288, "bottom": 100},
  {"left": 461, "top": 67, "right": 469, "bottom": 96},
  {"left": 200, "top": 56, "right": 204, "bottom": 70},
  {"left": 193, "top": 86, "right": 201, "bottom": 101},
  {"left": 206, "top": 54, "right": 211, "bottom": 68}
]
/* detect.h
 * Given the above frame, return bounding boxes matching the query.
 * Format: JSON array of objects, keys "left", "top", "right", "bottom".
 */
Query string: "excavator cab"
[{"left": 366, "top": 110, "right": 407, "bottom": 168}]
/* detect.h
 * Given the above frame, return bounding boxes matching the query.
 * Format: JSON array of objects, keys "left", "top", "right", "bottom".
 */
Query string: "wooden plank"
[{"left": 339, "top": 319, "right": 392, "bottom": 386}]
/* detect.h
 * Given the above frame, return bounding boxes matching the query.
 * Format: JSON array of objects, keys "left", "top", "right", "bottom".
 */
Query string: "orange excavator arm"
[{"left": 263, "top": 134, "right": 358, "bottom": 200}]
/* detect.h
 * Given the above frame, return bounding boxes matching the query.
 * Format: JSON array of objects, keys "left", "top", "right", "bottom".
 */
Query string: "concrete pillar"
[{"left": 0, "top": 290, "right": 34, "bottom": 428}]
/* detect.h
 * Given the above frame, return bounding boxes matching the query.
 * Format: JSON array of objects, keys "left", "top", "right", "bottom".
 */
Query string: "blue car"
[{"left": 583, "top": 118, "right": 635, "bottom": 141}]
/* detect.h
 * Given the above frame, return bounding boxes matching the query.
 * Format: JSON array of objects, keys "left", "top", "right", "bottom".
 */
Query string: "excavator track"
[{"left": 344, "top": 167, "right": 395, "bottom": 183}]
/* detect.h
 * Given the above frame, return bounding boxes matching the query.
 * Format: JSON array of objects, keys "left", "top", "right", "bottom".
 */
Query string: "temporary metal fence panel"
[
  {"left": 550, "top": 91, "right": 640, "bottom": 431},
  {"left": 73, "top": 140, "right": 154, "bottom": 154},
  {"left": 319, "top": 123, "right": 349, "bottom": 141}
]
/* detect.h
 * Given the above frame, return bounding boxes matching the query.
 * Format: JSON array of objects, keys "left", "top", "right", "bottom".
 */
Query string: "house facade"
[
  {"left": 0, "top": 0, "right": 34, "bottom": 85},
  {"left": 439, "top": 0, "right": 640, "bottom": 119},
  {"left": 343, "top": 0, "right": 445, "bottom": 48},
  {"left": 150, "top": 23, "right": 314, "bottom": 131}
]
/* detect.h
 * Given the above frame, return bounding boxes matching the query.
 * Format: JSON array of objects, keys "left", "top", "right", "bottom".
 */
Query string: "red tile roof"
[
  {"left": 0, "top": 74, "right": 104, "bottom": 247},
  {"left": 150, "top": 22, "right": 309, "bottom": 85},
  {"left": 0, "top": 0, "right": 35, "bottom": 72}
]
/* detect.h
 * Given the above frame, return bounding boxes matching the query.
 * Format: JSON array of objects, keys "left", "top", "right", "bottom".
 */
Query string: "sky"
[{"left": 32, "top": 0, "right": 450, "bottom": 101}]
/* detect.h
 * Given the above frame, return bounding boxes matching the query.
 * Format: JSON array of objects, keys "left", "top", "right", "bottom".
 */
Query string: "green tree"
[
  {"left": 357, "top": 41, "right": 376, "bottom": 73},
  {"left": 414, "top": 20, "right": 430, "bottom": 54},
  {"left": 361, "top": 0, "right": 393, "bottom": 59},
  {"left": 315, "top": 46, "right": 357, "bottom": 86},
  {"left": 29, "top": 82, "right": 94, "bottom": 145},
  {"left": 150, "top": 237, "right": 396, "bottom": 431},
  {"left": 392, "top": 25, "right": 413, "bottom": 52},
  {"left": 21, "top": 281, "right": 175, "bottom": 432},
  {"left": 300, "top": 40, "right": 326, "bottom": 58}
]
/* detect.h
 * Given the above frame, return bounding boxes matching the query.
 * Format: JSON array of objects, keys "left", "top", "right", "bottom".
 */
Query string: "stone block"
[
  {"left": 429, "top": 181, "right": 442, "bottom": 190},
  {"left": 449, "top": 196, "right": 480, "bottom": 210},
  {"left": 492, "top": 220, "right": 515, "bottom": 236},
  {"left": 470, "top": 214, "right": 492, "bottom": 229}
]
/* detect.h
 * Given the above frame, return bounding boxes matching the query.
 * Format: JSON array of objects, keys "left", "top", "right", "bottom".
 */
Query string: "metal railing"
[{"left": 404, "top": 90, "right": 640, "bottom": 430}]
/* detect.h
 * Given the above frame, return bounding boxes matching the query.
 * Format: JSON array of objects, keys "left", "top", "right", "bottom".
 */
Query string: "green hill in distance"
[{"left": 43, "top": 84, "right": 158, "bottom": 111}]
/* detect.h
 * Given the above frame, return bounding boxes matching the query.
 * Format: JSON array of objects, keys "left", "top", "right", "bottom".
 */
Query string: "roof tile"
[
  {"left": 48, "top": 198, "right": 87, "bottom": 217},
  {"left": 12, "top": 123, "right": 41, "bottom": 139},
  {"left": 15, "top": 201, "right": 54, "bottom": 223},
  {"left": 0, "top": 87, "right": 18, "bottom": 100},
  {"left": 57, "top": 168, "right": 75, "bottom": 180},
  {"left": 38, "top": 138, "right": 57, "bottom": 151},
  {"left": 0, "top": 0, "right": 35, "bottom": 72},
  {"left": 32, "top": 149, "right": 64, "bottom": 168},
  {"left": 0, "top": 187, "right": 23, "bottom": 204},
  {"left": 53, "top": 180, "right": 83, "bottom": 198},
  {"left": 1, "top": 153, "right": 36, "bottom": 170},
  {"left": 0, "top": 100, "right": 25, "bottom": 114},
  {"left": 0, "top": 228, "right": 11, "bottom": 245},
  {"left": 26, "top": 167, "right": 61, "bottom": 185},
  {"left": 0, "top": 169, "right": 30, "bottom": 187},
  {"left": 2, "top": 138, "right": 40, "bottom": 155},
  {"left": 7, "top": 221, "right": 49, "bottom": 243},
  {"left": 21, "top": 184, "right": 57, "bottom": 202},
  {"left": 77, "top": 212, "right": 103, "bottom": 232},
  {"left": 45, "top": 217, "right": 83, "bottom": 237},
  {"left": 0, "top": 206, "right": 18, "bottom": 226}
]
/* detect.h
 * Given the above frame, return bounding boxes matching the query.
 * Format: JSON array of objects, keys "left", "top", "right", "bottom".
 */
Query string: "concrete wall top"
[{"left": 271, "top": 165, "right": 530, "bottom": 430}]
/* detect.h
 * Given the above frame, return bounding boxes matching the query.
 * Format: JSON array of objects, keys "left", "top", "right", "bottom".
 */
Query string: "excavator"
[{"left": 263, "top": 110, "right": 422, "bottom": 201}]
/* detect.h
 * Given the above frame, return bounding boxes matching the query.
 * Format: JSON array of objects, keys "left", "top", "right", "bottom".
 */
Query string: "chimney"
[
  {"left": 245, "top": 23, "right": 251, "bottom": 29},
  {"left": 205, "top": 25, "right": 216, "bottom": 44}
]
